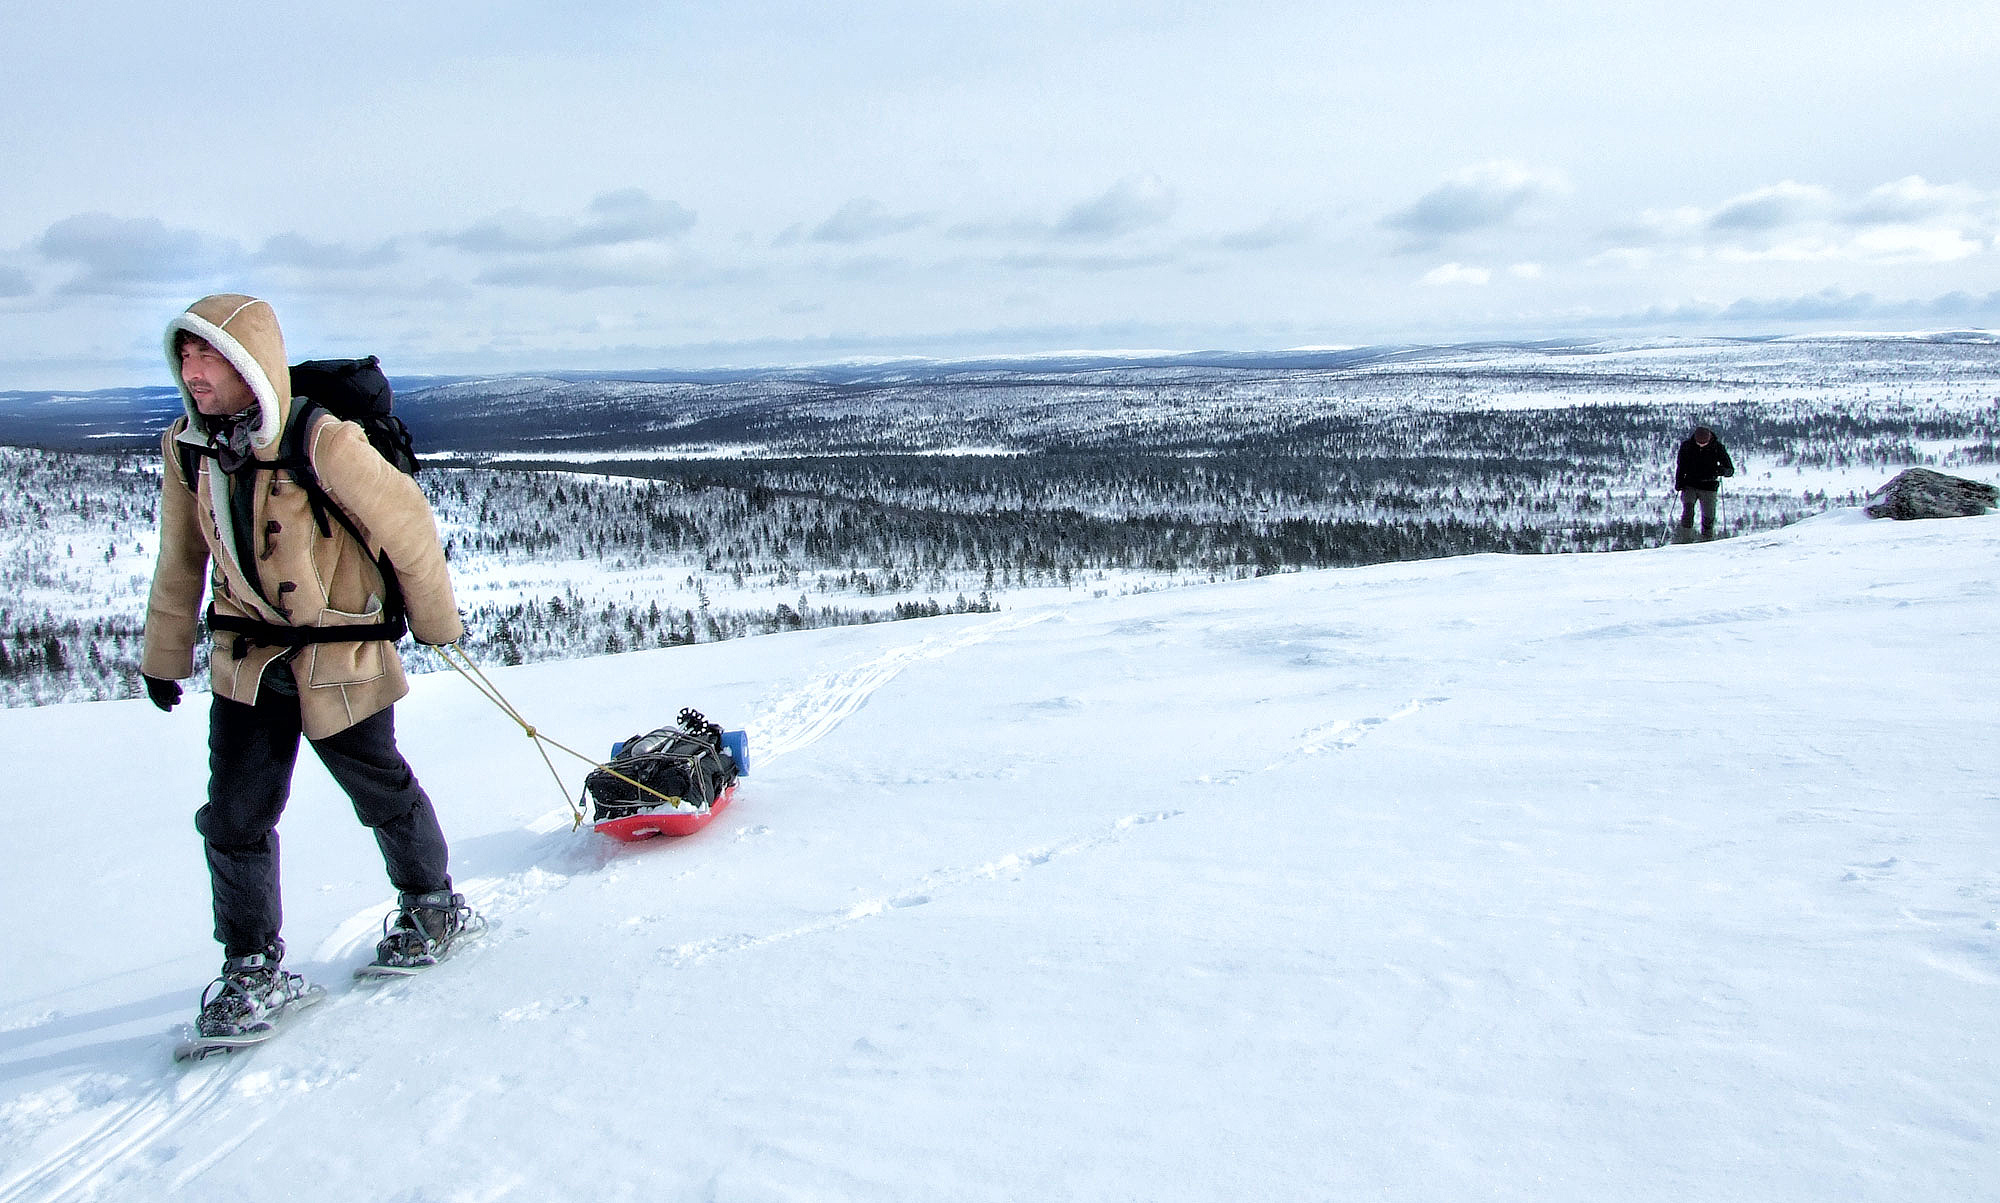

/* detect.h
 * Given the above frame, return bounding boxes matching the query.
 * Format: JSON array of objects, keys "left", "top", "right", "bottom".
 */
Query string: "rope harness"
[{"left": 434, "top": 643, "right": 700, "bottom": 830}]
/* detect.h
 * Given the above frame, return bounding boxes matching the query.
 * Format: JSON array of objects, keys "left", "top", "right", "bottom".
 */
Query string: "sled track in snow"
[
  {"left": 0, "top": 1057, "right": 242, "bottom": 1203},
  {"left": 665, "top": 808, "right": 1182, "bottom": 968},
  {"left": 0, "top": 889, "right": 518, "bottom": 1203},
  {"left": 1281, "top": 696, "right": 1444, "bottom": 765},
  {"left": 668, "top": 677, "right": 1446, "bottom": 969},
  {"left": 745, "top": 611, "right": 1054, "bottom": 766},
  {"left": 1185, "top": 696, "right": 1446, "bottom": 789}
]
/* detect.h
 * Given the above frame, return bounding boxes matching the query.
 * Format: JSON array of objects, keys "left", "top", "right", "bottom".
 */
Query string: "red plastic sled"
[{"left": 593, "top": 784, "right": 737, "bottom": 842}]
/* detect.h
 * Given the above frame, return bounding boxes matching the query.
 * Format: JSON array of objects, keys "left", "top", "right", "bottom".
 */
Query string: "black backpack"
[
  {"left": 289, "top": 356, "right": 420, "bottom": 476},
  {"left": 174, "top": 356, "right": 421, "bottom": 648},
  {"left": 270, "top": 357, "right": 421, "bottom": 557},
  {"left": 584, "top": 709, "right": 740, "bottom": 820},
  {"left": 173, "top": 355, "right": 418, "bottom": 497}
]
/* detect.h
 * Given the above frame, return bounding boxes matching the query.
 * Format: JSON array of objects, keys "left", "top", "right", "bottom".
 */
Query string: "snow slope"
[{"left": 2, "top": 510, "right": 1997, "bottom": 1202}]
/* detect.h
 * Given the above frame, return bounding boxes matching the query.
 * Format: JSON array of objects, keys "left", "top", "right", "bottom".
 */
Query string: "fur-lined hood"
[{"left": 164, "top": 293, "right": 292, "bottom": 451}]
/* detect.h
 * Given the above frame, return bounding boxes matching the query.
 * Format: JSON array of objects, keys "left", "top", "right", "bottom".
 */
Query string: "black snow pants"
[{"left": 197, "top": 662, "right": 451, "bottom": 958}]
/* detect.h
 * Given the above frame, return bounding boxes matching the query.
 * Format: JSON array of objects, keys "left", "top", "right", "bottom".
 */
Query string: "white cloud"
[
  {"left": 1053, "top": 175, "right": 1177, "bottom": 242},
  {"left": 1602, "top": 176, "right": 1999, "bottom": 267},
  {"left": 1383, "top": 162, "right": 1569, "bottom": 249},
  {"left": 1706, "top": 181, "right": 1835, "bottom": 232},
  {"left": 996, "top": 248, "right": 1178, "bottom": 274},
  {"left": 36, "top": 213, "right": 244, "bottom": 296},
  {"left": 473, "top": 246, "right": 750, "bottom": 291},
  {"left": 1586, "top": 247, "right": 1657, "bottom": 271},
  {"left": 1847, "top": 176, "right": 1992, "bottom": 225},
  {"left": 1213, "top": 215, "right": 1315, "bottom": 253},
  {"left": 1714, "top": 225, "right": 1985, "bottom": 265},
  {"left": 1605, "top": 206, "right": 1706, "bottom": 247},
  {"left": 1604, "top": 286, "right": 2000, "bottom": 331},
  {"left": 437, "top": 189, "right": 696, "bottom": 255},
  {"left": 945, "top": 175, "right": 1179, "bottom": 249},
  {"left": 1850, "top": 224, "right": 1984, "bottom": 262},
  {"left": 256, "top": 233, "right": 403, "bottom": 271},
  {"left": 1421, "top": 263, "right": 1491, "bottom": 286},
  {"left": 810, "top": 199, "right": 930, "bottom": 244}
]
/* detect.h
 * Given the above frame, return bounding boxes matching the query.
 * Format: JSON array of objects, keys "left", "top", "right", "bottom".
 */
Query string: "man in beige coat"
[{"left": 142, "top": 293, "right": 479, "bottom": 1040}]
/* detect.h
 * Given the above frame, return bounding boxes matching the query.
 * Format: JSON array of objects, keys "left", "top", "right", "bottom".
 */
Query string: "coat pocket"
[{"left": 300, "top": 598, "right": 391, "bottom": 687}]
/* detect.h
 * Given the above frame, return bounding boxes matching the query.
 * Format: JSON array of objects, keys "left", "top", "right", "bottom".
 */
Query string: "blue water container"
[{"left": 722, "top": 729, "right": 750, "bottom": 777}]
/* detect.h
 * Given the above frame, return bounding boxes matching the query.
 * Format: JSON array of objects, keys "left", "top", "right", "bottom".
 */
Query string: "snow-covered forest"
[{"left": 3, "top": 336, "right": 1995, "bottom": 706}]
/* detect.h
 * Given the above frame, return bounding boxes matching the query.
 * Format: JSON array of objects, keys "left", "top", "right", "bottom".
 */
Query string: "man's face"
[
  {"left": 1695, "top": 433, "right": 1711, "bottom": 446},
  {"left": 179, "top": 337, "right": 257, "bottom": 418}
]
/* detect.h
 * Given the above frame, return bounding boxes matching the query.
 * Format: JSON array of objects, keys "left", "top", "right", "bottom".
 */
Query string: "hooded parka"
[{"left": 142, "top": 294, "right": 462, "bottom": 740}]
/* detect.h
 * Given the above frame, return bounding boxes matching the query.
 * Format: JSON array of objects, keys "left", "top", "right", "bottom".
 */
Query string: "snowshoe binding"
[
  {"left": 357, "top": 889, "right": 486, "bottom": 978},
  {"left": 174, "top": 949, "right": 326, "bottom": 1061}
]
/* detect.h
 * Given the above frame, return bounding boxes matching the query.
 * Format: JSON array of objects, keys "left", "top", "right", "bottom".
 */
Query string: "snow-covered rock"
[{"left": 1863, "top": 466, "right": 1999, "bottom": 520}]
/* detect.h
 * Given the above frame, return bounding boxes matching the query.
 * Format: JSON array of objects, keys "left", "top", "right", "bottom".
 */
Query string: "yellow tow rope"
[{"left": 435, "top": 643, "right": 695, "bottom": 830}]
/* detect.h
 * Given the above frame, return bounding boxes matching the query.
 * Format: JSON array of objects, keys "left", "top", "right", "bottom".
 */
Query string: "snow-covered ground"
[{"left": 2, "top": 508, "right": 1996, "bottom": 1202}]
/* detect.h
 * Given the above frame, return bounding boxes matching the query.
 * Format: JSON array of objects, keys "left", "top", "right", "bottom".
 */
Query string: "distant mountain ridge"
[{"left": 4, "top": 333, "right": 1994, "bottom": 454}]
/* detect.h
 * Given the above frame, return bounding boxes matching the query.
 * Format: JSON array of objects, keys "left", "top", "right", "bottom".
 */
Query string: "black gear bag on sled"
[{"left": 583, "top": 708, "right": 749, "bottom": 841}]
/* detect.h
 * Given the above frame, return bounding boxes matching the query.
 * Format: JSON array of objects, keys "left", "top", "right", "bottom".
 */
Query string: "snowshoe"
[
  {"left": 173, "top": 952, "right": 326, "bottom": 1062},
  {"left": 356, "top": 889, "right": 486, "bottom": 978}
]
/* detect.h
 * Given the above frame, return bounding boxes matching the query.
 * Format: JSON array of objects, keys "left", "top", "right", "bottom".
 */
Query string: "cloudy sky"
[{"left": 4, "top": 0, "right": 1997, "bottom": 388}]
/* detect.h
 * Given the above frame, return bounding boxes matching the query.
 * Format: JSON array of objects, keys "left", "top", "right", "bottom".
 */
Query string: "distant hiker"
[
  {"left": 140, "top": 294, "right": 480, "bottom": 1042},
  {"left": 1673, "top": 424, "right": 1735, "bottom": 542}
]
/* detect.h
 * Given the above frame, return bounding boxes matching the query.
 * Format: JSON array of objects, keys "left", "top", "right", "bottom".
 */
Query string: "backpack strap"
[
  {"left": 175, "top": 443, "right": 201, "bottom": 493},
  {"left": 169, "top": 405, "right": 411, "bottom": 648},
  {"left": 276, "top": 400, "right": 334, "bottom": 535},
  {"left": 205, "top": 606, "right": 408, "bottom": 649},
  {"left": 279, "top": 401, "right": 410, "bottom": 631},
  {"left": 169, "top": 419, "right": 208, "bottom": 495}
]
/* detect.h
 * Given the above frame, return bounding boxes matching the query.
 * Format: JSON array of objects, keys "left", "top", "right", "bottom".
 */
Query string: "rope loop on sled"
[
  {"left": 435, "top": 644, "right": 703, "bottom": 830},
  {"left": 435, "top": 643, "right": 593, "bottom": 829}
]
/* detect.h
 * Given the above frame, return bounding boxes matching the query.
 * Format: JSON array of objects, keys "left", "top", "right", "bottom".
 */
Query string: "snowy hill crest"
[{"left": 3, "top": 510, "right": 1998, "bottom": 1201}]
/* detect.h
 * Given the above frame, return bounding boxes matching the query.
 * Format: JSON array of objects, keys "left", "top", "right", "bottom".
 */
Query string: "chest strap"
[{"left": 207, "top": 607, "right": 408, "bottom": 649}]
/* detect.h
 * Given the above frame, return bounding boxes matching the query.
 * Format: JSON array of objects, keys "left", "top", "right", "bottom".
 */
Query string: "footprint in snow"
[
  {"left": 1842, "top": 857, "right": 1900, "bottom": 882},
  {"left": 1293, "top": 696, "right": 1445, "bottom": 758}
]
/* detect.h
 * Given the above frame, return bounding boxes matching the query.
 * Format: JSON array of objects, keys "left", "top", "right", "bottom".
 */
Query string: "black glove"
[{"left": 144, "top": 675, "right": 182, "bottom": 712}]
